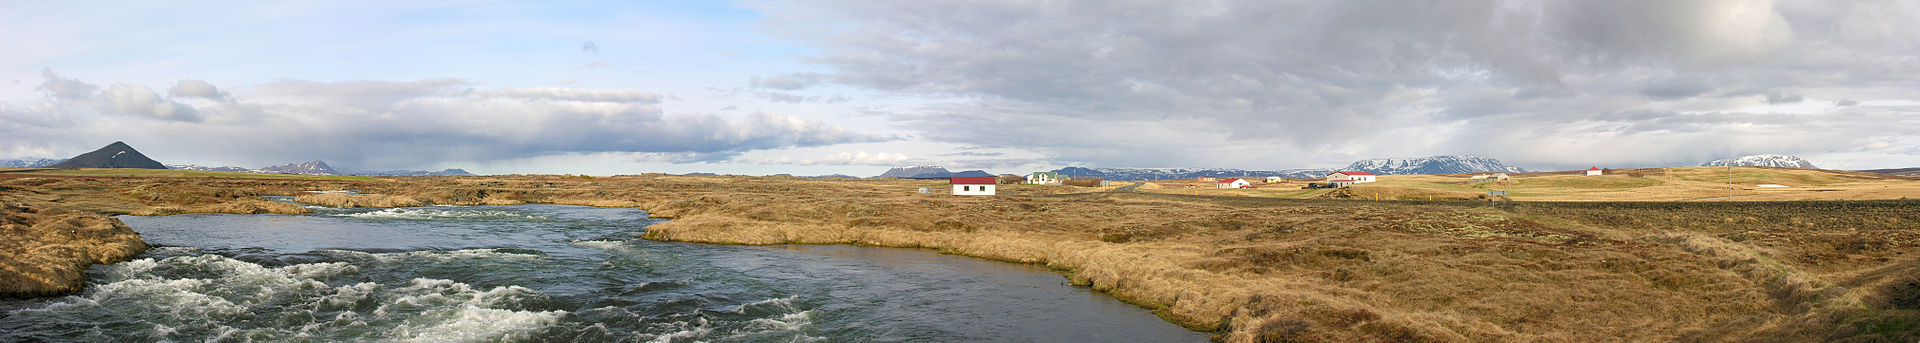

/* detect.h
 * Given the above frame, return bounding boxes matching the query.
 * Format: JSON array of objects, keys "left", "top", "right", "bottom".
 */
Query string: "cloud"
[
  {"left": 755, "top": 0, "right": 1920, "bottom": 170},
  {"left": 581, "top": 41, "right": 599, "bottom": 53},
  {"left": 1765, "top": 90, "right": 1804, "bottom": 104},
  {"left": 168, "top": 79, "right": 228, "bottom": 100},
  {"left": 735, "top": 150, "right": 911, "bottom": 165},
  {"left": 36, "top": 68, "right": 97, "bottom": 101},
  {"left": 1836, "top": 99, "right": 1859, "bottom": 106},
  {"left": 2, "top": 74, "right": 886, "bottom": 169},
  {"left": 749, "top": 72, "right": 827, "bottom": 90}
]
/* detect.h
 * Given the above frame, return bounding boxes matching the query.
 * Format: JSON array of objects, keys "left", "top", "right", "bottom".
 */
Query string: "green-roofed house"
[{"left": 1026, "top": 172, "right": 1063, "bottom": 185}]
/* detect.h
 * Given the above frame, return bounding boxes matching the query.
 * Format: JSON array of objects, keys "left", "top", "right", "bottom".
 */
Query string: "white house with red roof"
[
  {"left": 950, "top": 177, "right": 997, "bottom": 196},
  {"left": 1216, "top": 178, "right": 1252, "bottom": 189},
  {"left": 1585, "top": 167, "right": 1603, "bottom": 176}
]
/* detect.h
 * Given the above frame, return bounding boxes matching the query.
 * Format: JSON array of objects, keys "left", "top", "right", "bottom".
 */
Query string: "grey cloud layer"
[
  {"left": 762, "top": 0, "right": 1920, "bottom": 170},
  {"left": 4, "top": 73, "right": 883, "bottom": 169}
]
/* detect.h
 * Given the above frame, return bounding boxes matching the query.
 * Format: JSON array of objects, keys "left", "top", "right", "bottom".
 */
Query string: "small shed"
[
  {"left": 1197, "top": 176, "right": 1217, "bottom": 182},
  {"left": 1264, "top": 176, "right": 1284, "bottom": 183},
  {"left": 1217, "top": 178, "right": 1252, "bottom": 189},
  {"left": 1585, "top": 167, "right": 1603, "bottom": 176},
  {"left": 950, "top": 177, "right": 997, "bottom": 196}
]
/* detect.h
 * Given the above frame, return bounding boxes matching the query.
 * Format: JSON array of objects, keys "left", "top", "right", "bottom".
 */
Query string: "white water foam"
[
  {"left": 8, "top": 254, "right": 566, "bottom": 342},
  {"left": 337, "top": 208, "right": 552, "bottom": 221},
  {"left": 318, "top": 248, "right": 549, "bottom": 263}
]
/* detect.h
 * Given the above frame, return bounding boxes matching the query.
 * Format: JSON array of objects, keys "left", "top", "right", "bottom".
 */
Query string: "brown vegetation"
[
  {"left": 1, "top": 169, "right": 1917, "bottom": 341},
  {"left": 0, "top": 202, "right": 147, "bottom": 297}
]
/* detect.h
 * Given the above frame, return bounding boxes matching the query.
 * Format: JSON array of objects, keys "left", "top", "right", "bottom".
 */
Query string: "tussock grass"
[{"left": 0, "top": 202, "right": 147, "bottom": 297}]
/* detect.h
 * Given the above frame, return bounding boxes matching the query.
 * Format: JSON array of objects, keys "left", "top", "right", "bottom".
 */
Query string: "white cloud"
[
  {"left": 1, "top": 73, "right": 886, "bottom": 169},
  {"left": 735, "top": 150, "right": 910, "bottom": 166},
  {"left": 167, "top": 79, "right": 227, "bottom": 100}
]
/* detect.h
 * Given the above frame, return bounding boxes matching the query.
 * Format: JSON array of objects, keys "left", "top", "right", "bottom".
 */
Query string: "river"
[{"left": 0, "top": 203, "right": 1204, "bottom": 342}]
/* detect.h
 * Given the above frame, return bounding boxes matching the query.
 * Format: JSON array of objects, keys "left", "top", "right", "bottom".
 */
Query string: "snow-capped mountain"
[
  {"left": 168, "top": 164, "right": 259, "bottom": 172},
  {"left": 1700, "top": 154, "right": 1819, "bottom": 169},
  {"left": 259, "top": 160, "right": 338, "bottom": 175},
  {"left": 0, "top": 158, "right": 63, "bottom": 168},
  {"left": 1050, "top": 166, "right": 1334, "bottom": 181},
  {"left": 874, "top": 165, "right": 992, "bottom": 178},
  {"left": 1339, "top": 155, "right": 1528, "bottom": 175},
  {"left": 1042, "top": 155, "right": 1528, "bottom": 181},
  {"left": 877, "top": 165, "right": 953, "bottom": 178}
]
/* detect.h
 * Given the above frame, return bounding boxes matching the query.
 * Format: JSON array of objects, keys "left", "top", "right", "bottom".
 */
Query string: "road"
[{"left": 1111, "top": 181, "right": 1145, "bottom": 192}]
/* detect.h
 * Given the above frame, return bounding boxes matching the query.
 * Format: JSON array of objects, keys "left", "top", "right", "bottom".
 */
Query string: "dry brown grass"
[
  {"left": 2, "top": 171, "right": 1918, "bottom": 341},
  {"left": 0, "top": 202, "right": 147, "bottom": 297}
]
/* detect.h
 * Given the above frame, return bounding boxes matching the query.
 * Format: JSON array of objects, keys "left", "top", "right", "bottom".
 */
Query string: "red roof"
[
  {"left": 950, "top": 177, "right": 997, "bottom": 185},
  {"left": 1331, "top": 171, "right": 1375, "bottom": 176},
  {"left": 1217, "top": 178, "right": 1242, "bottom": 183},
  {"left": 1587, "top": 167, "right": 1602, "bottom": 171}
]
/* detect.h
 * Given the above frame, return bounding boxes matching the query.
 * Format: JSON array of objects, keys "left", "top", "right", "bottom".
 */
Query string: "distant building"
[
  {"left": 1585, "top": 167, "right": 1603, "bottom": 176},
  {"left": 1326, "top": 171, "right": 1376, "bottom": 186},
  {"left": 1197, "top": 176, "right": 1217, "bottom": 182},
  {"left": 951, "top": 177, "right": 997, "bottom": 196},
  {"left": 1264, "top": 176, "right": 1284, "bottom": 183},
  {"left": 1026, "top": 172, "right": 1063, "bottom": 185},
  {"left": 1467, "top": 173, "right": 1510, "bottom": 184},
  {"left": 1217, "top": 178, "right": 1252, "bottom": 189}
]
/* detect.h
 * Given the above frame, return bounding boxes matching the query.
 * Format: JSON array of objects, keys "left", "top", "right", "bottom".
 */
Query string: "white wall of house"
[
  {"left": 1218, "top": 179, "right": 1251, "bottom": 188},
  {"left": 952, "top": 184, "right": 996, "bottom": 196},
  {"left": 1586, "top": 169, "right": 1603, "bottom": 176}
]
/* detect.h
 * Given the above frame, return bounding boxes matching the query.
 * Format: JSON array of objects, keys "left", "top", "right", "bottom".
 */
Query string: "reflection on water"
[{"left": 0, "top": 204, "right": 1203, "bottom": 342}]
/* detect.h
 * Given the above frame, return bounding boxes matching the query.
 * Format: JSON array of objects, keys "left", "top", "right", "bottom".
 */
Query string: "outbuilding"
[
  {"left": 1585, "top": 167, "right": 1603, "bottom": 176},
  {"left": 1265, "top": 176, "right": 1284, "bottom": 183},
  {"left": 1217, "top": 178, "right": 1252, "bottom": 189},
  {"left": 950, "top": 177, "right": 997, "bottom": 196}
]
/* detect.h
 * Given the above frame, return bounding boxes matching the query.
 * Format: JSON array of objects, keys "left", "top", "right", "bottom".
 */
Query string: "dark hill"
[{"left": 46, "top": 142, "right": 167, "bottom": 169}]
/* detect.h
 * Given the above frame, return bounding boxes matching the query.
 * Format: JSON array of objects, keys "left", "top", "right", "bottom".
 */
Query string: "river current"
[{"left": 0, "top": 202, "right": 1203, "bottom": 342}]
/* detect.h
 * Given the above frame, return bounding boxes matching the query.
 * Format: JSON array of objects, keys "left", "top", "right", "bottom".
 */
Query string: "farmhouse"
[
  {"left": 1585, "top": 167, "right": 1604, "bottom": 176},
  {"left": 1468, "top": 173, "right": 1510, "bottom": 184},
  {"left": 950, "top": 177, "right": 997, "bottom": 196},
  {"left": 1217, "top": 178, "right": 1252, "bottom": 189},
  {"left": 1026, "top": 172, "right": 1063, "bottom": 185},
  {"left": 1265, "top": 176, "right": 1284, "bottom": 183},
  {"left": 1327, "top": 171, "right": 1376, "bottom": 183}
]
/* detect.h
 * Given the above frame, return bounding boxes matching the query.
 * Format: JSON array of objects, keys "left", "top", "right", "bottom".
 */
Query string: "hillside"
[{"left": 44, "top": 142, "right": 167, "bottom": 169}]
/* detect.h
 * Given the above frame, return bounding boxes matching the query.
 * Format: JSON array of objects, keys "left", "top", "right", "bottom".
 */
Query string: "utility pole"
[{"left": 1727, "top": 157, "right": 1734, "bottom": 202}]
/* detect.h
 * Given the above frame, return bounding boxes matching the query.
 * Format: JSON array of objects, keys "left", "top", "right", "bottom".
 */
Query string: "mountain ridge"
[
  {"left": 1701, "top": 154, "right": 1819, "bottom": 169},
  {"left": 45, "top": 142, "right": 167, "bottom": 169}
]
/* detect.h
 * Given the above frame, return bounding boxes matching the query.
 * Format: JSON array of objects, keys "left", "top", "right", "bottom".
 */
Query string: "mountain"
[
  {"left": 168, "top": 164, "right": 257, "bottom": 172},
  {"left": 1701, "top": 154, "right": 1819, "bottom": 169},
  {"left": 877, "top": 165, "right": 953, "bottom": 178},
  {"left": 346, "top": 169, "right": 473, "bottom": 176},
  {"left": 872, "top": 166, "right": 993, "bottom": 178},
  {"left": 45, "top": 142, "right": 167, "bottom": 169},
  {"left": 1051, "top": 166, "right": 1334, "bottom": 181},
  {"left": 1858, "top": 167, "right": 1920, "bottom": 177},
  {"left": 1339, "top": 155, "right": 1528, "bottom": 175},
  {"left": 0, "top": 158, "right": 63, "bottom": 168},
  {"left": 259, "top": 160, "right": 338, "bottom": 175},
  {"left": 1045, "top": 155, "right": 1527, "bottom": 181}
]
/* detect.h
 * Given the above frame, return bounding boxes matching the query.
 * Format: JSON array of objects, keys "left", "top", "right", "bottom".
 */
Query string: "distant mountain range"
[
  {"left": 874, "top": 165, "right": 995, "bottom": 178},
  {"left": 1701, "top": 154, "right": 1819, "bottom": 169},
  {"left": 1044, "top": 155, "right": 1530, "bottom": 181},
  {"left": 45, "top": 142, "right": 167, "bottom": 169},
  {"left": 171, "top": 160, "right": 471, "bottom": 176},
  {"left": 0, "top": 158, "right": 63, "bottom": 168}
]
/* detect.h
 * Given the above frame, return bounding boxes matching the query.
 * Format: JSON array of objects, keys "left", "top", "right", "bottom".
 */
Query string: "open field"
[
  {"left": 1, "top": 168, "right": 1917, "bottom": 341},
  {"left": 1140, "top": 167, "right": 1920, "bottom": 202}
]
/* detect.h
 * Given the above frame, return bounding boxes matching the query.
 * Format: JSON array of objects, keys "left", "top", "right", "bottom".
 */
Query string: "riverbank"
[{"left": 3, "top": 171, "right": 1917, "bottom": 341}]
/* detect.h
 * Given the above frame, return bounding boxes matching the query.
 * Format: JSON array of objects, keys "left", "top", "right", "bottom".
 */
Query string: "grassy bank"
[{"left": 2, "top": 173, "right": 1916, "bottom": 341}]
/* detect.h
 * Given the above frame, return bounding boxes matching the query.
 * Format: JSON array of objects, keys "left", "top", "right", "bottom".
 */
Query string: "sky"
[{"left": 4, "top": 0, "right": 1920, "bottom": 176}]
